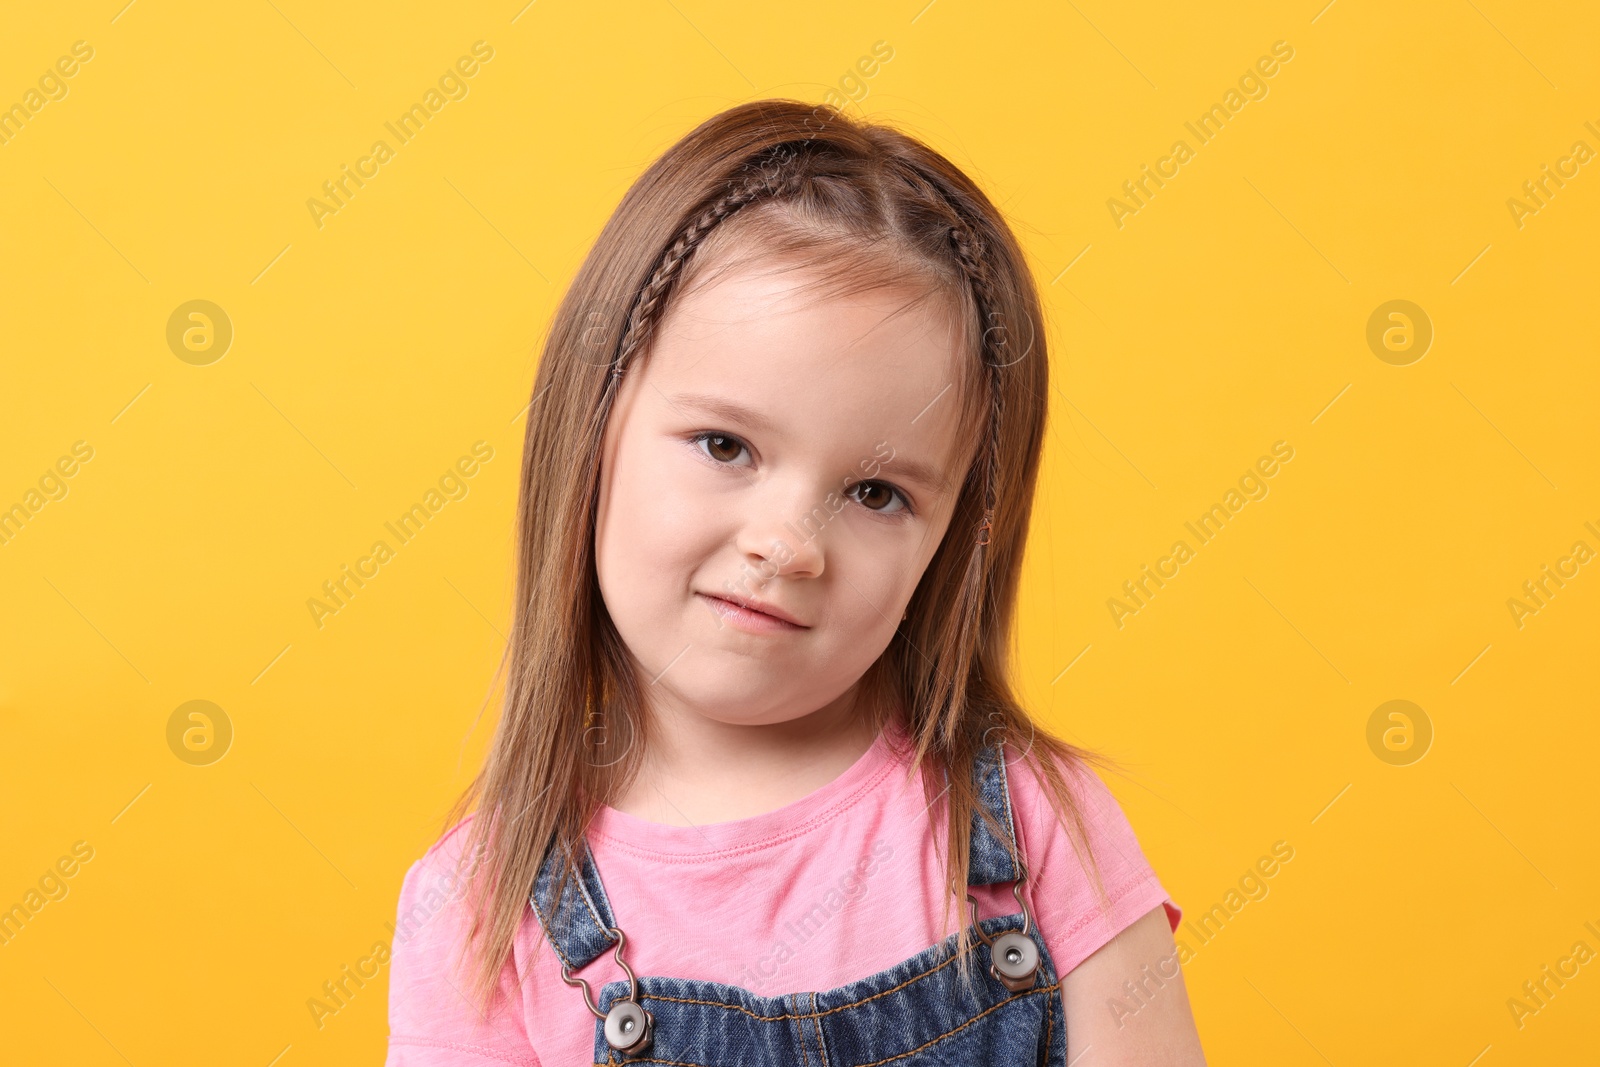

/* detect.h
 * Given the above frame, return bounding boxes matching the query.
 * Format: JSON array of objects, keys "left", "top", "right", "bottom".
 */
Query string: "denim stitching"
[
  {"left": 993, "top": 746, "right": 1021, "bottom": 867},
  {"left": 810, "top": 990, "right": 830, "bottom": 1066},
  {"left": 583, "top": 837, "right": 620, "bottom": 928},
  {"left": 970, "top": 746, "right": 1021, "bottom": 884},
  {"left": 1041, "top": 977, "right": 1057, "bottom": 1065},
  {"left": 793, "top": 991, "right": 811, "bottom": 1067},
  {"left": 623, "top": 919, "right": 1029, "bottom": 1023},
  {"left": 589, "top": 981, "right": 1062, "bottom": 1067},
  {"left": 532, "top": 841, "right": 618, "bottom": 971},
  {"left": 852, "top": 983, "right": 1060, "bottom": 1067},
  {"left": 568, "top": 839, "right": 614, "bottom": 944},
  {"left": 527, "top": 889, "right": 578, "bottom": 972}
]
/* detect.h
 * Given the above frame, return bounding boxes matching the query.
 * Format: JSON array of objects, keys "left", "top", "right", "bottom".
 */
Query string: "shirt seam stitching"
[{"left": 1048, "top": 872, "right": 1170, "bottom": 942}]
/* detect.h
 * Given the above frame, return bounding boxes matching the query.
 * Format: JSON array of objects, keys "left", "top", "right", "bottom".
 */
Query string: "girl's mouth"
[{"left": 696, "top": 593, "right": 808, "bottom": 634}]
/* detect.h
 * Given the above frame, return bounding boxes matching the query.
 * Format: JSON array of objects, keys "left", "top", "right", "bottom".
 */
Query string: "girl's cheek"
[
  {"left": 615, "top": 447, "right": 727, "bottom": 576},
  {"left": 649, "top": 464, "right": 719, "bottom": 546}
]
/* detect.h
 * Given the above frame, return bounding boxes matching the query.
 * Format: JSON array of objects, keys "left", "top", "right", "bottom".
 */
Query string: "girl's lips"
[{"left": 697, "top": 593, "right": 807, "bottom": 634}]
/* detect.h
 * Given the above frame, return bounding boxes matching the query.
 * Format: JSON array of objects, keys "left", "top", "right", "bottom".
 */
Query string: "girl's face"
[{"left": 594, "top": 256, "right": 972, "bottom": 729}]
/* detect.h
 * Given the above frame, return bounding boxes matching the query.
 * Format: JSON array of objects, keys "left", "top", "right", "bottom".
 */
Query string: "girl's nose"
[{"left": 734, "top": 485, "right": 826, "bottom": 580}]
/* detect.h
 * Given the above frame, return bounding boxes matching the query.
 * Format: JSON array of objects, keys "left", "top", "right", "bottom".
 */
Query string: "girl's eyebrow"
[
  {"left": 666, "top": 392, "right": 774, "bottom": 433},
  {"left": 667, "top": 390, "right": 950, "bottom": 493},
  {"left": 879, "top": 455, "right": 949, "bottom": 494}
]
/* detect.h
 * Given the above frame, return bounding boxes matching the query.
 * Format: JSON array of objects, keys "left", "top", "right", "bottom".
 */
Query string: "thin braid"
[
  {"left": 875, "top": 160, "right": 1009, "bottom": 553},
  {"left": 603, "top": 147, "right": 808, "bottom": 403},
  {"left": 948, "top": 220, "right": 1007, "bottom": 553}
]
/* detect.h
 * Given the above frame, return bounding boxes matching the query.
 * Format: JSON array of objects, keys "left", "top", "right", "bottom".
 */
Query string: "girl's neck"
[{"left": 608, "top": 686, "right": 890, "bottom": 827}]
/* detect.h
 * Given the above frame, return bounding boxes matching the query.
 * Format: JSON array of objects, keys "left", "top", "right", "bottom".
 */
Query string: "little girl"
[{"left": 386, "top": 99, "right": 1205, "bottom": 1066}]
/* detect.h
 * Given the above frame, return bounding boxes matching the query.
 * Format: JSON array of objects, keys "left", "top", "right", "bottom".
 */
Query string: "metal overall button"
[
  {"left": 967, "top": 866, "right": 1041, "bottom": 993},
  {"left": 988, "top": 931, "right": 1040, "bottom": 989},
  {"left": 604, "top": 999, "right": 653, "bottom": 1056},
  {"left": 560, "top": 925, "right": 655, "bottom": 1058}
]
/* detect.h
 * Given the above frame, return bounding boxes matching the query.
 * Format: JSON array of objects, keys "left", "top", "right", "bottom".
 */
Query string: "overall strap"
[
  {"left": 530, "top": 741, "right": 1025, "bottom": 970},
  {"left": 967, "top": 741, "right": 1025, "bottom": 886},
  {"left": 529, "top": 834, "right": 619, "bottom": 972}
]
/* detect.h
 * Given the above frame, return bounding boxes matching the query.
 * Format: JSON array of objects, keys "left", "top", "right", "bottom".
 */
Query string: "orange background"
[{"left": 1, "top": 1, "right": 1596, "bottom": 1063}]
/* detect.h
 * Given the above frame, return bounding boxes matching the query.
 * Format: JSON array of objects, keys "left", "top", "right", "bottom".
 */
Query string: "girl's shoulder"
[
  {"left": 388, "top": 814, "right": 484, "bottom": 970},
  {"left": 1002, "top": 742, "right": 1130, "bottom": 838},
  {"left": 1000, "top": 742, "right": 1183, "bottom": 975},
  {"left": 391, "top": 816, "right": 485, "bottom": 923},
  {"left": 386, "top": 814, "right": 543, "bottom": 1064},
  {"left": 410, "top": 813, "right": 482, "bottom": 877}
]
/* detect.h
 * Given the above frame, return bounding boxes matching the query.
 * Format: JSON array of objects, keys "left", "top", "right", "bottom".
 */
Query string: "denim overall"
[{"left": 530, "top": 744, "right": 1070, "bottom": 1066}]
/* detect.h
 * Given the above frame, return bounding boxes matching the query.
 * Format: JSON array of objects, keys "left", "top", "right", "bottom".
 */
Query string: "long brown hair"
[{"left": 445, "top": 97, "right": 1108, "bottom": 1009}]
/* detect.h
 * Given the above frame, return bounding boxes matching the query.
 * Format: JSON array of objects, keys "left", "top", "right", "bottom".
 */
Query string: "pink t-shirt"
[{"left": 385, "top": 720, "right": 1180, "bottom": 1066}]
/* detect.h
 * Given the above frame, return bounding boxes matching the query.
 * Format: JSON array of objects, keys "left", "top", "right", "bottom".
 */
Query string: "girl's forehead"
[
  {"left": 662, "top": 261, "right": 961, "bottom": 362},
  {"left": 676, "top": 241, "right": 965, "bottom": 331},
  {"left": 652, "top": 268, "right": 962, "bottom": 396}
]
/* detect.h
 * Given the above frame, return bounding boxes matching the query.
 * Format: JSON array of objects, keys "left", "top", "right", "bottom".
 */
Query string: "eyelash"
[{"left": 688, "top": 432, "right": 916, "bottom": 518}]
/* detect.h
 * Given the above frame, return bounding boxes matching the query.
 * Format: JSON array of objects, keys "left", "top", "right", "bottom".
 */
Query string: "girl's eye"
[
  {"left": 848, "top": 481, "right": 912, "bottom": 516},
  {"left": 692, "top": 432, "right": 750, "bottom": 465},
  {"left": 690, "top": 435, "right": 912, "bottom": 516}
]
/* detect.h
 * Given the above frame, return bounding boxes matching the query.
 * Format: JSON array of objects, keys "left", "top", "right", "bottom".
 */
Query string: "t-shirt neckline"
[{"left": 589, "top": 718, "right": 911, "bottom": 860}]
